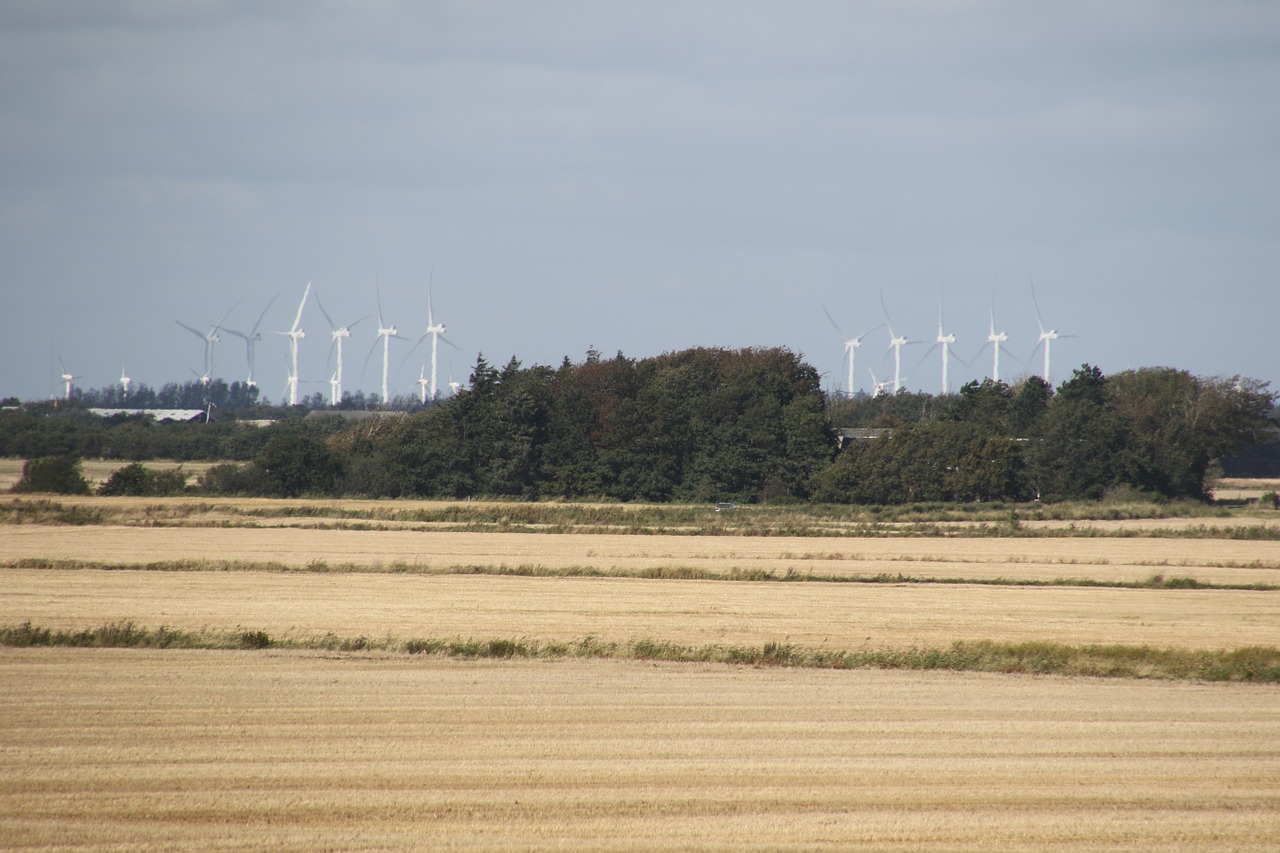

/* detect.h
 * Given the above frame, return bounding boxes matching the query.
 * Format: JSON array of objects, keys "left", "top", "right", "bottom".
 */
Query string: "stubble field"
[{"left": 3, "top": 491, "right": 1279, "bottom": 850}]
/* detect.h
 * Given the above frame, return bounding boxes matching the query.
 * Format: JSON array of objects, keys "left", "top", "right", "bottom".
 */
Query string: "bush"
[
  {"left": 197, "top": 462, "right": 268, "bottom": 495},
  {"left": 1261, "top": 491, "right": 1279, "bottom": 510},
  {"left": 12, "top": 455, "right": 91, "bottom": 495},
  {"left": 98, "top": 462, "right": 189, "bottom": 496}
]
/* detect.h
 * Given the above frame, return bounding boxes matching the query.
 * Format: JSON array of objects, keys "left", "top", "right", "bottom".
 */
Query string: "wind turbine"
[
  {"left": 314, "top": 291, "right": 372, "bottom": 406},
  {"left": 880, "top": 291, "right": 917, "bottom": 394},
  {"left": 1029, "top": 281, "right": 1076, "bottom": 384},
  {"left": 867, "top": 367, "right": 890, "bottom": 398},
  {"left": 57, "top": 355, "right": 75, "bottom": 400},
  {"left": 914, "top": 299, "right": 966, "bottom": 395},
  {"left": 416, "top": 364, "right": 430, "bottom": 405},
  {"left": 119, "top": 367, "right": 131, "bottom": 399},
  {"left": 223, "top": 294, "right": 278, "bottom": 388},
  {"left": 821, "top": 306, "right": 881, "bottom": 398},
  {"left": 974, "top": 299, "right": 1013, "bottom": 384},
  {"left": 364, "top": 285, "right": 406, "bottom": 405},
  {"left": 273, "top": 283, "right": 311, "bottom": 406},
  {"left": 403, "top": 272, "right": 460, "bottom": 402},
  {"left": 174, "top": 304, "right": 237, "bottom": 381}
]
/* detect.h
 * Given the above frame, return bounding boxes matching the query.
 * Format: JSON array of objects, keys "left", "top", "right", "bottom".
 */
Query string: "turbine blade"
[
  {"left": 399, "top": 335, "right": 427, "bottom": 368},
  {"left": 290, "top": 283, "right": 311, "bottom": 332},
  {"left": 1030, "top": 278, "right": 1046, "bottom": 334},
  {"left": 313, "top": 289, "right": 336, "bottom": 331},
  {"left": 427, "top": 268, "right": 435, "bottom": 327},
  {"left": 360, "top": 335, "right": 382, "bottom": 381},
  {"left": 250, "top": 294, "right": 279, "bottom": 336},
  {"left": 854, "top": 323, "right": 884, "bottom": 343},
  {"left": 175, "top": 320, "right": 206, "bottom": 339},
  {"left": 440, "top": 335, "right": 462, "bottom": 352},
  {"left": 820, "top": 305, "right": 847, "bottom": 340},
  {"left": 213, "top": 301, "right": 240, "bottom": 332}
]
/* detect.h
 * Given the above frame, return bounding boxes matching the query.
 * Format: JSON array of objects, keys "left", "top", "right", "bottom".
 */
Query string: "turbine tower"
[
  {"left": 822, "top": 306, "right": 881, "bottom": 398},
  {"left": 314, "top": 290, "right": 371, "bottom": 406},
  {"left": 274, "top": 283, "right": 311, "bottom": 406},
  {"left": 119, "top": 367, "right": 131, "bottom": 399},
  {"left": 404, "top": 273, "right": 459, "bottom": 402},
  {"left": 224, "top": 294, "right": 278, "bottom": 388},
  {"left": 1030, "top": 281, "right": 1075, "bottom": 384}
]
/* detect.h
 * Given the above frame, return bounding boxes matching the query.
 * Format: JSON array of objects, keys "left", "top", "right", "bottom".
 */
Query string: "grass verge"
[
  {"left": 4, "top": 621, "right": 1278, "bottom": 683},
  {"left": 6, "top": 558, "right": 1278, "bottom": 590}
]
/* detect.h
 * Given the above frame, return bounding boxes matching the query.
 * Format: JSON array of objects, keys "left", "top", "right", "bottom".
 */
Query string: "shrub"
[{"left": 13, "top": 455, "right": 91, "bottom": 495}]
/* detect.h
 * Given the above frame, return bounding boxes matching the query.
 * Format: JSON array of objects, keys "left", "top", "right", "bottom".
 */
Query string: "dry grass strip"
[
  {"left": 3, "top": 649, "right": 1278, "bottom": 851},
  {"left": 3, "top": 567, "right": 1277, "bottom": 651},
  {"left": 3, "top": 524, "right": 1279, "bottom": 585}
]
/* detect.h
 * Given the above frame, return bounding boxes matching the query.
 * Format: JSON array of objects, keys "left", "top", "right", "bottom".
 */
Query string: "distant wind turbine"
[
  {"left": 224, "top": 294, "right": 278, "bottom": 388},
  {"left": 822, "top": 305, "right": 881, "bottom": 398},
  {"left": 403, "top": 272, "right": 460, "bottom": 402},
  {"left": 1029, "top": 280, "right": 1077, "bottom": 384},
  {"left": 57, "top": 355, "right": 75, "bottom": 400},
  {"left": 867, "top": 367, "right": 890, "bottom": 398},
  {"left": 119, "top": 366, "right": 131, "bottom": 399},
  {"left": 880, "top": 291, "right": 918, "bottom": 394},
  {"left": 273, "top": 284, "right": 311, "bottom": 406},
  {"left": 314, "top": 290, "right": 371, "bottom": 407},
  {"left": 914, "top": 298, "right": 966, "bottom": 395},
  {"left": 974, "top": 299, "right": 1014, "bottom": 384},
  {"left": 175, "top": 303, "right": 237, "bottom": 380},
  {"left": 364, "top": 285, "right": 406, "bottom": 405},
  {"left": 416, "top": 364, "right": 430, "bottom": 405}
]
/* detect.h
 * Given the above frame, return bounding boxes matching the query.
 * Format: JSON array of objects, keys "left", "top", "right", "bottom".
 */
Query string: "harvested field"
[
  {"left": 3, "top": 495, "right": 1278, "bottom": 849},
  {"left": 2, "top": 524, "right": 1279, "bottom": 585},
  {"left": 3, "top": 648, "right": 1278, "bottom": 852},
  {"left": 4, "top": 567, "right": 1278, "bottom": 650}
]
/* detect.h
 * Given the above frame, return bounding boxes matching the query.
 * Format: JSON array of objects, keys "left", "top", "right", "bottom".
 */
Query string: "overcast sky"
[{"left": 2, "top": 1, "right": 1277, "bottom": 404}]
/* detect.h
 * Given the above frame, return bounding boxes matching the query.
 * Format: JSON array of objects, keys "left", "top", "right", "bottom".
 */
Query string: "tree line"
[{"left": 4, "top": 347, "right": 1276, "bottom": 503}]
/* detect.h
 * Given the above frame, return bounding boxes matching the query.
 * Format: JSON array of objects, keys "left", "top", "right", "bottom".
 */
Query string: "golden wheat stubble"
[{"left": 3, "top": 648, "right": 1279, "bottom": 851}]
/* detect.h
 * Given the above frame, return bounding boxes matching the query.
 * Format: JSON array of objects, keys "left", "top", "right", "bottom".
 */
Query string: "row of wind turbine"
[
  {"left": 169, "top": 277, "right": 461, "bottom": 406},
  {"left": 824, "top": 285, "right": 1073, "bottom": 397}
]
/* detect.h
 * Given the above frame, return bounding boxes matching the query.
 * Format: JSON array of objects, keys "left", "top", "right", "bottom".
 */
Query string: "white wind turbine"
[
  {"left": 119, "top": 366, "right": 131, "bottom": 399},
  {"left": 974, "top": 299, "right": 1013, "bottom": 384},
  {"left": 224, "top": 294, "right": 278, "bottom": 388},
  {"left": 57, "top": 355, "right": 75, "bottom": 400},
  {"left": 822, "top": 305, "right": 881, "bottom": 398},
  {"left": 1030, "top": 281, "right": 1076, "bottom": 384},
  {"left": 314, "top": 291, "right": 372, "bottom": 407},
  {"left": 175, "top": 303, "right": 237, "bottom": 381},
  {"left": 880, "top": 292, "right": 917, "bottom": 394},
  {"left": 866, "top": 367, "right": 890, "bottom": 398},
  {"left": 364, "top": 286, "right": 406, "bottom": 405},
  {"left": 416, "top": 364, "right": 430, "bottom": 405},
  {"left": 403, "top": 273, "right": 460, "bottom": 403},
  {"left": 273, "top": 283, "right": 311, "bottom": 406},
  {"left": 914, "top": 299, "right": 966, "bottom": 395}
]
